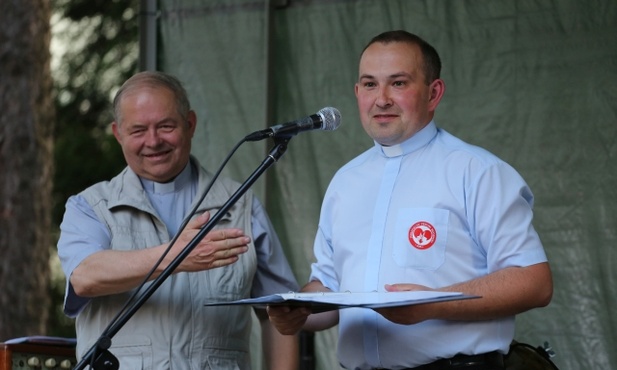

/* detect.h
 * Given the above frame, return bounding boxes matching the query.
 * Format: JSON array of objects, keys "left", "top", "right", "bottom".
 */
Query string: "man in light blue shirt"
[{"left": 267, "top": 30, "right": 553, "bottom": 370}]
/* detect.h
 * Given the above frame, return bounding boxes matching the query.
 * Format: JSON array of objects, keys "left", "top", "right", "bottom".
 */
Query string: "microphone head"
[{"left": 317, "top": 107, "right": 341, "bottom": 131}]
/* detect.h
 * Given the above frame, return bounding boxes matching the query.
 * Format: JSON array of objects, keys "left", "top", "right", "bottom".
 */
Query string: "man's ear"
[
  {"left": 111, "top": 121, "right": 121, "bottom": 143},
  {"left": 428, "top": 79, "right": 446, "bottom": 111},
  {"left": 187, "top": 110, "right": 197, "bottom": 136}
]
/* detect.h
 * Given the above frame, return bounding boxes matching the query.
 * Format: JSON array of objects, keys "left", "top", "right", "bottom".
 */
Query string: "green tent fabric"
[{"left": 156, "top": 1, "right": 617, "bottom": 369}]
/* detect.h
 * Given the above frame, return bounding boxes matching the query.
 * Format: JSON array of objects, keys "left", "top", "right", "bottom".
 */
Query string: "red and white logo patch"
[{"left": 408, "top": 221, "right": 437, "bottom": 250}]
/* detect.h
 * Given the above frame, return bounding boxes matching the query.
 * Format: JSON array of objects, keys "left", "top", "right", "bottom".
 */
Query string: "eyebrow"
[{"left": 359, "top": 72, "right": 413, "bottom": 80}]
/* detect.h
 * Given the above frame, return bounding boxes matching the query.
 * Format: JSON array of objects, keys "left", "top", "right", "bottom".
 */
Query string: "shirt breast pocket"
[{"left": 392, "top": 208, "right": 449, "bottom": 270}]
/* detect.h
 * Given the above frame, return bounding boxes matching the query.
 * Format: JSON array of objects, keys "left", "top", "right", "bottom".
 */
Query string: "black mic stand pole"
[{"left": 73, "top": 138, "right": 290, "bottom": 370}]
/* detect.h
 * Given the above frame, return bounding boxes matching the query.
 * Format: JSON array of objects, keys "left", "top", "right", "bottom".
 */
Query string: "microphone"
[{"left": 245, "top": 107, "right": 341, "bottom": 141}]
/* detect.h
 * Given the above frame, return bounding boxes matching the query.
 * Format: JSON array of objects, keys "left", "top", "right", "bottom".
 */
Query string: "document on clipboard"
[{"left": 204, "top": 291, "right": 479, "bottom": 313}]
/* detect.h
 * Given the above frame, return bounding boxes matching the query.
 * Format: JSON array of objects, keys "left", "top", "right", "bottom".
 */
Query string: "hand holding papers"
[{"left": 205, "top": 291, "right": 478, "bottom": 313}]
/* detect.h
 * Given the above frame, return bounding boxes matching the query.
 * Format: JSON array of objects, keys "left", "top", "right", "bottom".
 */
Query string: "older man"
[{"left": 58, "top": 71, "right": 299, "bottom": 369}]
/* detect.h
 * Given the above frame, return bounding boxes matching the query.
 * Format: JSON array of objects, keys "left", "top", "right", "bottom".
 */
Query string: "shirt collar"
[
  {"left": 139, "top": 162, "right": 193, "bottom": 195},
  {"left": 376, "top": 121, "right": 438, "bottom": 158}
]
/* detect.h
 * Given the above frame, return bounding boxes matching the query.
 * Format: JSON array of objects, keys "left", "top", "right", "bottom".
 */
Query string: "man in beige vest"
[{"left": 57, "top": 71, "right": 299, "bottom": 369}]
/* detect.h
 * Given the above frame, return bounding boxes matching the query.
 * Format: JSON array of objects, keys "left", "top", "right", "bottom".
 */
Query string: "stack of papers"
[{"left": 205, "top": 291, "right": 478, "bottom": 313}]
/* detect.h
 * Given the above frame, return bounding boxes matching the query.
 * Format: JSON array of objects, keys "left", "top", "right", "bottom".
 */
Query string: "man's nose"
[
  {"left": 376, "top": 87, "right": 393, "bottom": 107},
  {"left": 145, "top": 128, "right": 163, "bottom": 146}
]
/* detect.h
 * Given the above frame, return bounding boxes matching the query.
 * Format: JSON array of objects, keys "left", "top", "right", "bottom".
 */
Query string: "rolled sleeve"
[{"left": 57, "top": 195, "right": 111, "bottom": 317}]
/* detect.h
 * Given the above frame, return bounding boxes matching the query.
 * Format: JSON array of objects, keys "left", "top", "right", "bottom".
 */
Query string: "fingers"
[
  {"left": 193, "top": 234, "right": 249, "bottom": 264},
  {"left": 266, "top": 305, "right": 310, "bottom": 335},
  {"left": 174, "top": 223, "right": 250, "bottom": 272},
  {"left": 186, "top": 211, "right": 211, "bottom": 229},
  {"left": 385, "top": 283, "right": 404, "bottom": 292},
  {"left": 201, "top": 244, "right": 248, "bottom": 268},
  {"left": 207, "top": 227, "right": 248, "bottom": 243},
  {"left": 384, "top": 283, "right": 429, "bottom": 292},
  {"left": 172, "top": 211, "right": 253, "bottom": 272}
]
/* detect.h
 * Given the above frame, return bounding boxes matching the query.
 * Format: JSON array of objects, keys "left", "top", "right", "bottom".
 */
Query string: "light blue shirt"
[
  {"left": 58, "top": 162, "right": 297, "bottom": 317},
  {"left": 309, "top": 121, "right": 548, "bottom": 369}
]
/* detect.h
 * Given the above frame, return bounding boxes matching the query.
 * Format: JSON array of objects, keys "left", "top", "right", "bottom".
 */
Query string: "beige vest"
[{"left": 77, "top": 159, "right": 257, "bottom": 369}]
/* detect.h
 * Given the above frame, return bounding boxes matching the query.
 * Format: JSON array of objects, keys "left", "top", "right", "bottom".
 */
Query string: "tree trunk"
[{"left": 0, "top": 0, "right": 54, "bottom": 340}]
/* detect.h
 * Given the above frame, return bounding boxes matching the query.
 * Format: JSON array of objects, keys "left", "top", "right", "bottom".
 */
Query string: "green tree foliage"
[{"left": 50, "top": 0, "right": 139, "bottom": 336}]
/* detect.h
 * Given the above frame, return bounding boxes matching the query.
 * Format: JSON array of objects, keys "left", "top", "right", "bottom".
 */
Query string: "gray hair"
[{"left": 113, "top": 71, "right": 191, "bottom": 124}]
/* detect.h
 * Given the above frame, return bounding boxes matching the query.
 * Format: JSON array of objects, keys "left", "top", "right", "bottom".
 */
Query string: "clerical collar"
[
  {"left": 377, "top": 121, "right": 438, "bottom": 158},
  {"left": 139, "top": 162, "right": 193, "bottom": 195}
]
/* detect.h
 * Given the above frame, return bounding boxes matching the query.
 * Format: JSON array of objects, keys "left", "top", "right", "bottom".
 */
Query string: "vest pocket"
[
  {"left": 203, "top": 351, "right": 246, "bottom": 369},
  {"left": 108, "top": 335, "right": 152, "bottom": 370}
]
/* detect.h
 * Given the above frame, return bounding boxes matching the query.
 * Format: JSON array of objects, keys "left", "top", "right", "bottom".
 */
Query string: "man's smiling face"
[
  {"left": 355, "top": 41, "right": 443, "bottom": 146},
  {"left": 112, "top": 85, "right": 196, "bottom": 182}
]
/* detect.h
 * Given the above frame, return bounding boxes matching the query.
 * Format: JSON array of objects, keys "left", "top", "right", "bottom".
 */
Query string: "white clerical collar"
[
  {"left": 140, "top": 162, "right": 193, "bottom": 195},
  {"left": 376, "top": 121, "right": 438, "bottom": 158}
]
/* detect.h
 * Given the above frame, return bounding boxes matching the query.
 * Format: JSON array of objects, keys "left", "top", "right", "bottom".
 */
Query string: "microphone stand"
[{"left": 73, "top": 137, "right": 290, "bottom": 370}]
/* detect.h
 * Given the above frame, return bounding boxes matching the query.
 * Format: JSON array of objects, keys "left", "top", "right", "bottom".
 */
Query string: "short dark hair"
[
  {"left": 113, "top": 71, "right": 191, "bottom": 124},
  {"left": 362, "top": 30, "right": 441, "bottom": 84}
]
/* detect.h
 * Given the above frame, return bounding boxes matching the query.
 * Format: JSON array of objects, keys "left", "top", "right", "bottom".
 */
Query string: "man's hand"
[
  {"left": 266, "top": 305, "right": 312, "bottom": 336},
  {"left": 374, "top": 283, "right": 434, "bottom": 325},
  {"left": 172, "top": 212, "right": 250, "bottom": 272},
  {"left": 266, "top": 280, "right": 339, "bottom": 335}
]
